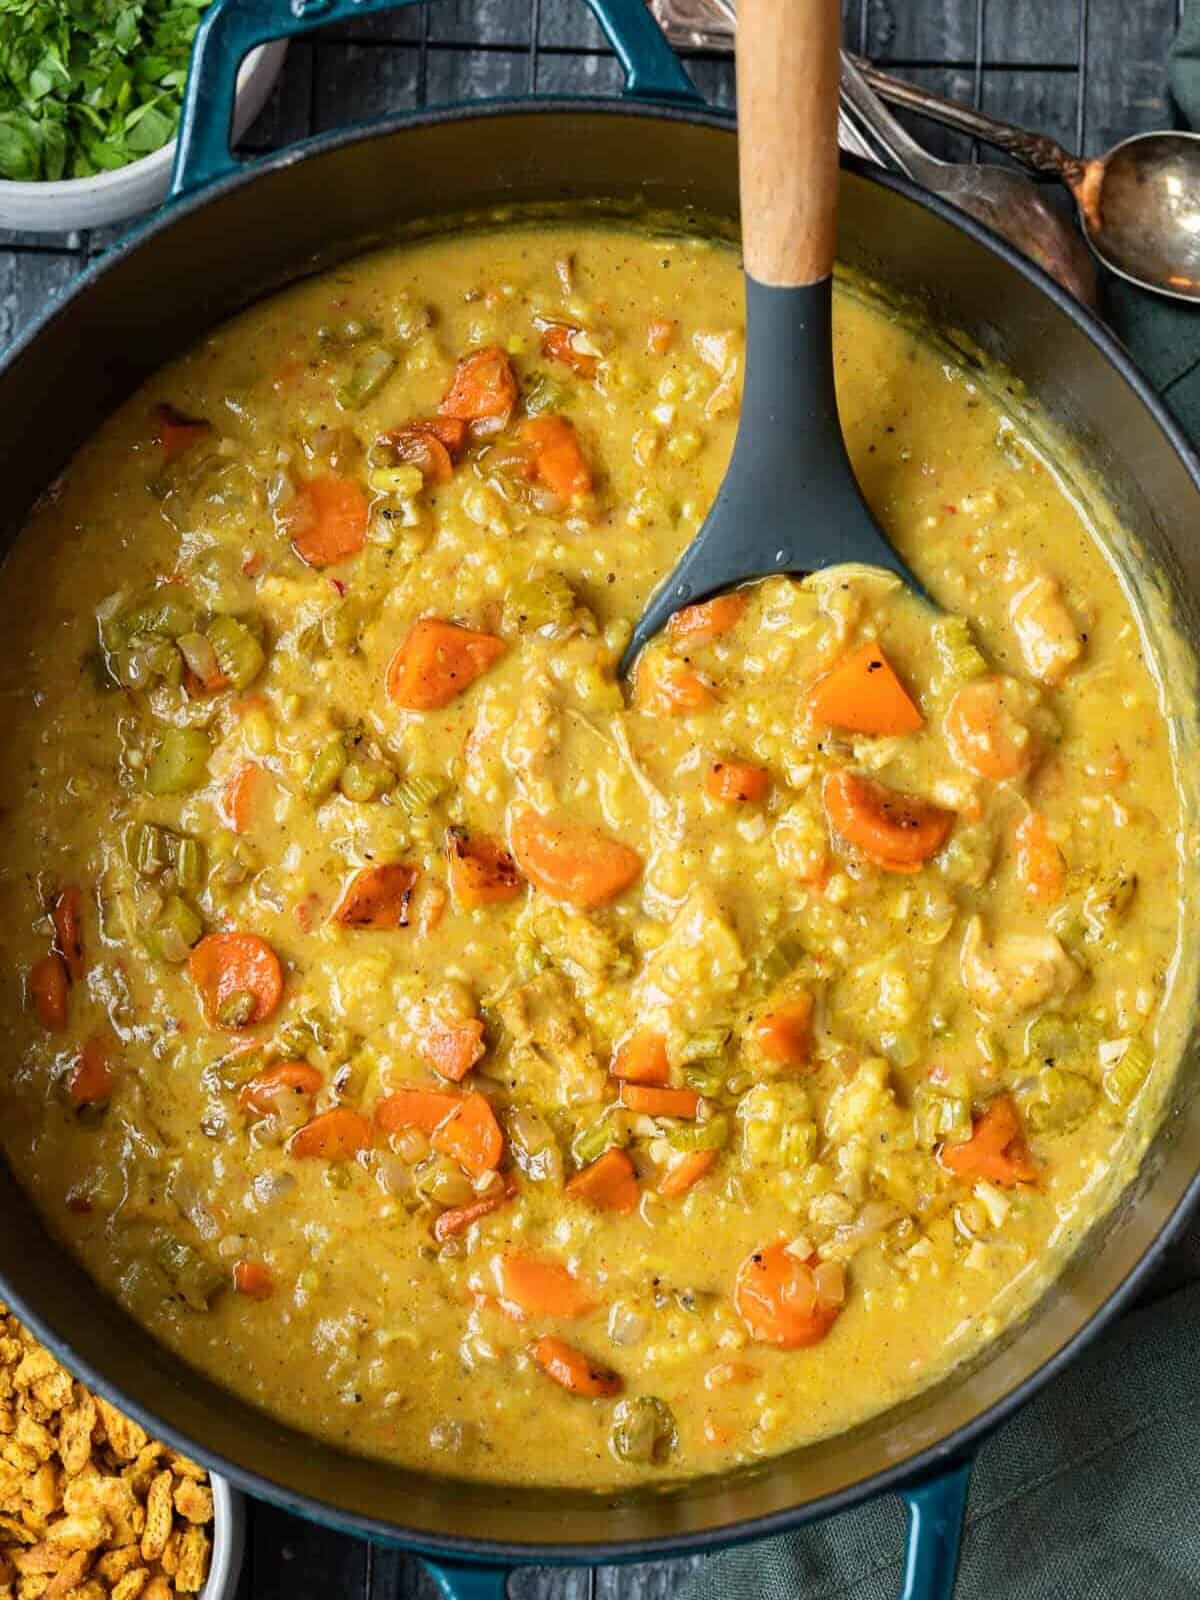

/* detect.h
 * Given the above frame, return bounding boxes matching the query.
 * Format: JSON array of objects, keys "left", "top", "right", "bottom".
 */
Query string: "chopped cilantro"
[{"left": 0, "top": 0, "right": 210, "bottom": 182}]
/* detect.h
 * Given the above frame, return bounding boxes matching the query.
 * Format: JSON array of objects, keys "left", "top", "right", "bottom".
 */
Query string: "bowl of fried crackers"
[{"left": 0, "top": 1302, "right": 243, "bottom": 1600}]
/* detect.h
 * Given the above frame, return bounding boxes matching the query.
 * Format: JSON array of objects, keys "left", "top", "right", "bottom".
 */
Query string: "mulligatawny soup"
[{"left": 0, "top": 224, "right": 1185, "bottom": 1488}]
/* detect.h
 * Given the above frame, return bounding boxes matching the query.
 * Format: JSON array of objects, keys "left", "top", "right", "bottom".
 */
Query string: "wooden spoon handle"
[{"left": 738, "top": 0, "right": 841, "bottom": 287}]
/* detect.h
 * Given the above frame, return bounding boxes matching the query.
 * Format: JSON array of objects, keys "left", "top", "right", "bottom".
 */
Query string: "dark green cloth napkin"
[{"left": 686, "top": 19, "right": 1200, "bottom": 1598}]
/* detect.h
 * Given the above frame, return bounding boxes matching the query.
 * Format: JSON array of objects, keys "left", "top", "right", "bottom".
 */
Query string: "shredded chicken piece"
[{"left": 960, "top": 914, "right": 1080, "bottom": 1017}]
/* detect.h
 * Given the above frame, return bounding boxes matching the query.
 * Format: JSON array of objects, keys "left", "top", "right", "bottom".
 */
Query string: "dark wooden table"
[{"left": 0, "top": 0, "right": 1182, "bottom": 1592}]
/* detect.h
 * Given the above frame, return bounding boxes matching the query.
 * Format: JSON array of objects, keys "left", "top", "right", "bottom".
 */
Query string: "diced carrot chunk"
[
  {"left": 153, "top": 402, "right": 211, "bottom": 462},
  {"left": 70, "top": 1034, "right": 115, "bottom": 1108},
  {"left": 566, "top": 1148, "right": 640, "bottom": 1214},
  {"left": 634, "top": 652, "right": 715, "bottom": 716},
  {"left": 446, "top": 827, "right": 523, "bottom": 909},
  {"left": 659, "top": 1149, "right": 718, "bottom": 1198},
  {"left": 386, "top": 618, "right": 506, "bottom": 711},
  {"left": 735, "top": 1241, "right": 843, "bottom": 1349},
  {"left": 753, "top": 994, "right": 814, "bottom": 1069},
  {"left": 233, "top": 1261, "right": 275, "bottom": 1299},
  {"left": 493, "top": 1252, "right": 597, "bottom": 1319},
  {"left": 282, "top": 474, "right": 369, "bottom": 568},
  {"left": 432, "top": 1092, "right": 504, "bottom": 1178},
  {"left": 610, "top": 1031, "right": 670, "bottom": 1086},
  {"left": 619, "top": 1084, "right": 700, "bottom": 1119},
  {"left": 510, "top": 811, "right": 641, "bottom": 909},
  {"left": 823, "top": 769, "right": 954, "bottom": 872},
  {"left": 291, "top": 1107, "right": 372, "bottom": 1161},
  {"left": 668, "top": 592, "right": 748, "bottom": 646},
  {"left": 1014, "top": 812, "right": 1065, "bottom": 903},
  {"left": 646, "top": 319, "right": 677, "bottom": 355},
  {"left": 51, "top": 885, "right": 85, "bottom": 983},
  {"left": 432, "top": 1181, "right": 516, "bottom": 1244},
  {"left": 239, "top": 1061, "right": 322, "bottom": 1115},
  {"left": 439, "top": 347, "right": 518, "bottom": 424},
  {"left": 374, "top": 1086, "right": 462, "bottom": 1135},
  {"left": 945, "top": 676, "right": 1033, "bottom": 781},
  {"left": 808, "top": 643, "right": 923, "bottom": 736},
  {"left": 420, "top": 1018, "right": 486, "bottom": 1083},
  {"left": 331, "top": 864, "right": 419, "bottom": 930},
  {"left": 942, "top": 1097, "right": 1038, "bottom": 1187},
  {"left": 188, "top": 932, "right": 283, "bottom": 1029},
  {"left": 31, "top": 954, "right": 69, "bottom": 1031},
  {"left": 531, "top": 1336, "right": 621, "bottom": 1397},
  {"left": 224, "top": 762, "right": 260, "bottom": 834},
  {"left": 705, "top": 759, "right": 770, "bottom": 803},
  {"left": 520, "top": 416, "right": 593, "bottom": 499}
]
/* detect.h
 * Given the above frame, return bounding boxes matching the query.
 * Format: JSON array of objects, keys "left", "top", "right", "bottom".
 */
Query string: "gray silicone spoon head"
[{"left": 622, "top": 0, "right": 927, "bottom": 675}]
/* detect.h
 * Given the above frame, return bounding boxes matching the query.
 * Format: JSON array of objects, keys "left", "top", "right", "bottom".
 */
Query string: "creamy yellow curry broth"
[{"left": 0, "top": 225, "right": 1184, "bottom": 1488}]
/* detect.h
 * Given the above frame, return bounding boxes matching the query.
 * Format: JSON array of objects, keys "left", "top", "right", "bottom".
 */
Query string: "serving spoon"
[
  {"left": 854, "top": 55, "right": 1200, "bottom": 304},
  {"left": 838, "top": 53, "right": 1099, "bottom": 309},
  {"left": 621, "top": 0, "right": 927, "bottom": 672}
]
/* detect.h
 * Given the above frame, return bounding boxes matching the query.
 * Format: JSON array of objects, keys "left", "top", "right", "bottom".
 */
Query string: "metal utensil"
[
  {"left": 839, "top": 54, "right": 1099, "bottom": 308},
  {"left": 622, "top": 0, "right": 927, "bottom": 671},
  {"left": 856, "top": 55, "right": 1200, "bottom": 303}
]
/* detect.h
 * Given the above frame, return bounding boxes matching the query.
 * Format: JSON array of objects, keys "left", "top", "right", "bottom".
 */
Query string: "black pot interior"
[{"left": 3, "top": 104, "right": 1200, "bottom": 1558}]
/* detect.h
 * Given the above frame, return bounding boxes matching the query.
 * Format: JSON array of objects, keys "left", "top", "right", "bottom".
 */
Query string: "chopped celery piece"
[
  {"left": 913, "top": 1085, "right": 973, "bottom": 1149},
  {"left": 523, "top": 373, "right": 570, "bottom": 417},
  {"left": 682, "top": 1059, "right": 726, "bottom": 1098},
  {"left": 305, "top": 738, "right": 346, "bottom": 801},
  {"left": 932, "top": 614, "right": 988, "bottom": 682},
  {"left": 151, "top": 1230, "right": 224, "bottom": 1311},
  {"left": 667, "top": 1113, "right": 730, "bottom": 1152},
  {"left": 337, "top": 347, "right": 398, "bottom": 410},
  {"left": 145, "top": 727, "right": 211, "bottom": 795},
  {"left": 368, "top": 464, "right": 425, "bottom": 498},
  {"left": 677, "top": 1027, "right": 731, "bottom": 1064},
  {"left": 1026, "top": 1011, "right": 1101, "bottom": 1068},
  {"left": 572, "top": 1112, "right": 631, "bottom": 1167},
  {"left": 394, "top": 772, "right": 447, "bottom": 816},
  {"left": 1082, "top": 873, "right": 1138, "bottom": 941},
  {"left": 207, "top": 615, "right": 266, "bottom": 691},
  {"left": 738, "top": 1083, "right": 815, "bottom": 1167},
  {"left": 341, "top": 756, "right": 393, "bottom": 803},
  {"left": 173, "top": 837, "right": 207, "bottom": 893},
  {"left": 1023, "top": 1068, "right": 1096, "bottom": 1135},
  {"left": 218, "top": 990, "right": 258, "bottom": 1029},
  {"left": 128, "top": 821, "right": 171, "bottom": 878},
  {"left": 609, "top": 1396, "right": 677, "bottom": 1465},
  {"left": 143, "top": 897, "right": 203, "bottom": 963},
  {"left": 502, "top": 573, "right": 577, "bottom": 635},
  {"left": 113, "top": 589, "right": 198, "bottom": 643},
  {"left": 1103, "top": 1039, "right": 1152, "bottom": 1109},
  {"left": 318, "top": 318, "right": 379, "bottom": 346},
  {"left": 755, "top": 934, "right": 806, "bottom": 987}
]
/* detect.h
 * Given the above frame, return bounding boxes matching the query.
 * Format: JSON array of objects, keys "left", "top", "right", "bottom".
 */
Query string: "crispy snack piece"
[{"left": 0, "top": 1306, "right": 214, "bottom": 1599}]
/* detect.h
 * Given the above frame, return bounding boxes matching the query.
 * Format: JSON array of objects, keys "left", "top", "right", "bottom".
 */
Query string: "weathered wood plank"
[
  {"left": 980, "top": 67, "right": 1082, "bottom": 155},
  {"left": 427, "top": 46, "right": 532, "bottom": 102},
  {"left": 0, "top": 251, "right": 80, "bottom": 346},
  {"left": 313, "top": 39, "right": 421, "bottom": 129},
  {"left": 238, "top": 1499, "right": 368, "bottom": 1599},
  {"left": 534, "top": 50, "right": 624, "bottom": 97},
  {"left": 1081, "top": 0, "right": 1175, "bottom": 153},
  {"left": 240, "top": 41, "right": 316, "bottom": 151},
  {"left": 865, "top": 0, "right": 976, "bottom": 65}
]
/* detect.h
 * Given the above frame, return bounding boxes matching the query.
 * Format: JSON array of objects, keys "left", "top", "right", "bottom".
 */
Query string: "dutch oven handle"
[
  {"left": 170, "top": 0, "right": 701, "bottom": 200},
  {"left": 417, "top": 1459, "right": 974, "bottom": 1600}
]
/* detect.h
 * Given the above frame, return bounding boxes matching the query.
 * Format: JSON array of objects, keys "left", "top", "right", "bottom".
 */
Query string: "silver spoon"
[
  {"left": 855, "top": 55, "right": 1200, "bottom": 304},
  {"left": 621, "top": 0, "right": 929, "bottom": 672},
  {"left": 838, "top": 53, "right": 1100, "bottom": 309}
]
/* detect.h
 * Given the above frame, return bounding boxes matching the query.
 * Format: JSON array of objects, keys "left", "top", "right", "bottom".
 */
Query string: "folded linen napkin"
[{"left": 685, "top": 13, "right": 1200, "bottom": 1596}]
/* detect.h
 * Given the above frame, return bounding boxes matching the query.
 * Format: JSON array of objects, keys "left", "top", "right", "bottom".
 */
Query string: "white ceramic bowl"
[
  {"left": 0, "top": 41, "right": 287, "bottom": 234},
  {"left": 202, "top": 1474, "right": 246, "bottom": 1600}
]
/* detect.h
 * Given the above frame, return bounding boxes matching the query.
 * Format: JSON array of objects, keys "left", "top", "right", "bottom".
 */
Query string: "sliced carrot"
[
  {"left": 942, "top": 1096, "right": 1038, "bottom": 1187},
  {"left": 493, "top": 1252, "right": 597, "bottom": 1319},
  {"left": 540, "top": 324, "right": 599, "bottom": 379},
  {"left": 945, "top": 676, "right": 1033, "bottom": 781},
  {"left": 224, "top": 762, "right": 260, "bottom": 835},
  {"left": 432, "top": 1181, "right": 516, "bottom": 1244},
  {"left": 735, "top": 1241, "right": 843, "bottom": 1349},
  {"left": 510, "top": 811, "right": 642, "bottom": 909},
  {"left": 432, "top": 1092, "right": 504, "bottom": 1178},
  {"left": 332, "top": 864, "right": 419, "bottom": 930},
  {"left": 31, "top": 954, "right": 68, "bottom": 1031},
  {"left": 634, "top": 652, "right": 715, "bottom": 716},
  {"left": 51, "top": 885, "right": 84, "bottom": 983},
  {"left": 153, "top": 402, "right": 210, "bottom": 462},
  {"left": 375, "top": 1085, "right": 461, "bottom": 1135},
  {"left": 283, "top": 474, "right": 369, "bottom": 569},
  {"left": 384, "top": 421, "right": 460, "bottom": 484},
  {"left": 291, "top": 1107, "right": 373, "bottom": 1161},
  {"left": 808, "top": 643, "right": 923, "bottom": 736},
  {"left": 753, "top": 994, "right": 814, "bottom": 1069},
  {"left": 386, "top": 618, "right": 507, "bottom": 711},
  {"left": 705, "top": 759, "right": 770, "bottom": 803},
  {"left": 69, "top": 1034, "right": 115, "bottom": 1108},
  {"left": 439, "top": 347, "right": 518, "bottom": 425},
  {"left": 619, "top": 1084, "right": 700, "bottom": 1119},
  {"left": 233, "top": 1261, "right": 275, "bottom": 1299},
  {"left": 420, "top": 1018, "right": 486, "bottom": 1083},
  {"left": 610, "top": 1030, "right": 670, "bottom": 1086},
  {"left": 239, "top": 1061, "right": 322, "bottom": 1116},
  {"left": 188, "top": 932, "right": 283, "bottom": 1029},
  {"left": 1014, "top": 812, "right": 1065, "bottom": 903},
  {"left": 646, "top": 318, "right": 677, "bottom": 356},
  {"left": 531, "top": 1336, "right": 622, "bottom": 1397},
  {"left": 446, "top": 827, "right": 523, "bottom": 909},
  {"left": 520, "top": 416, "right": 593, "bottom": 499},
  {"left": 823, "top": 769, "right": 954, "bottom": 873},
  {"left": 668, "top": 591, "right": 748, "bottom": 646},
  {"left": 566, "top": 1148, "right": 639, "bottom": 1214},
  {"left": 659, "top": 1148, "right": 718, "bottom": 1198}
]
